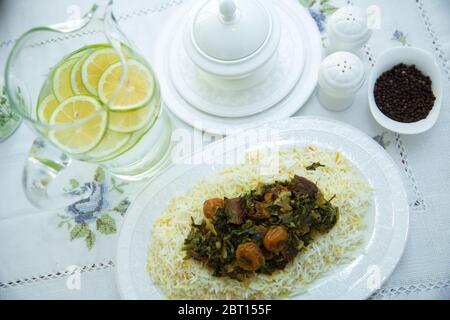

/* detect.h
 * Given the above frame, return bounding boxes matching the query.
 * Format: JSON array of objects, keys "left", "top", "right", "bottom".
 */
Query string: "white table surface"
[{"left": 0, "top": 0, "right": 449, "bottom": 300}]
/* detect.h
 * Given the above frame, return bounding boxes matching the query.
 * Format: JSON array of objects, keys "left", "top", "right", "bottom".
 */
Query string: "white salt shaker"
[
  {"left": 317, "top": 51, "right": 365, "bottom": 111},
  {"left": 327, "top": 6, "right": 372, "bottom": 53}
]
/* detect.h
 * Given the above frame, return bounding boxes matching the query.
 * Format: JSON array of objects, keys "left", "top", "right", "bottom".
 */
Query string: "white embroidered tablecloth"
[{"left": 0, "top": 0, "right": 449, "bottom": 300}]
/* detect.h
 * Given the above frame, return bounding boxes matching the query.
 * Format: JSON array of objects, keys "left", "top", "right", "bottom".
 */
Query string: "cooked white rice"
[{"left": 147, "top": 146, "right": 371, "bottom": 299}]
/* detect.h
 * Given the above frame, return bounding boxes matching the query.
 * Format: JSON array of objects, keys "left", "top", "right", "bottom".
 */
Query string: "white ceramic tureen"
[{"left": 184, "top": 0, "right": 281, "bottom": 89}]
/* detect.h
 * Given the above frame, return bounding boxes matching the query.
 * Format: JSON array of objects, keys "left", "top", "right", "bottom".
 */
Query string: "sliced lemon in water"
[
  {"left": 81, "top": 48, "right": 122, "bottom": 96},
  {"left": 98, "top": 59, "right": 154, "bottom": 111},
  {"left": 52, "top": 58, "right": 78, "bottom": 102},
  {"left": 95, "top": 117, "right": 156, "bottom": 162},
  {"left": 70, "top": 52, "right": 92, "bottom": 95},
  {"left": 49, "top": 96, "right": 108, "bottom": 155},
  {"left": 108, "top": 102, "right": 157, "bottom": 133},
  {"left": 89, "top": 130, "right": 131, "bottom": 160},
  {"left": 37, "top": 94, "right": 59, "bottom": 123}
]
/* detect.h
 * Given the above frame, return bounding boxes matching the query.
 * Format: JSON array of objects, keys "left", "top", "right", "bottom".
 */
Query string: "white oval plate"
[
  {"left": 116, "top": 117, "right": 409, "bottom": 300},
  {"left": 154, "top": 0, "right": 322, "bottom": 135}
]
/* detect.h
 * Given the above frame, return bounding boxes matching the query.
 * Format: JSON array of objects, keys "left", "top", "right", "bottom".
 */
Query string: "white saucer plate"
[
  {"left": 168, "top": 3, "right": 305, "bottom": 118},
  {"left": 154, "top": 0, "right": 322, "bottom": 135}
]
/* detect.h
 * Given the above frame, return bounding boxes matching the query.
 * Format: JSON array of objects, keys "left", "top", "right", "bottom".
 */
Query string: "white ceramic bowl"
[{"left": 368, "top": 47, "right": 442, "bottom": 134}]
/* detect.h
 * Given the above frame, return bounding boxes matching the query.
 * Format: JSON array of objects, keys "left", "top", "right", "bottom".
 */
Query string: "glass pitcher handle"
[{"left": 23, "top": 138, "right": 72, "bottom": 208}]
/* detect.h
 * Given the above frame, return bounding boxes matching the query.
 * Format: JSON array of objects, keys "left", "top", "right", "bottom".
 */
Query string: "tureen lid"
[{"left": 184, "top": 0, "right": 281, "bottom": 77}]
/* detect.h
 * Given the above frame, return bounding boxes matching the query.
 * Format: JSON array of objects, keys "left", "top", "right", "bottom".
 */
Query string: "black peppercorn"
[{"left": 374, "top": 63, "right": 435, "bottom": 123}]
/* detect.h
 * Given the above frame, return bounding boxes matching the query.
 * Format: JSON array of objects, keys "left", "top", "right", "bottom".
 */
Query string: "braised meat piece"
[
  {"left": 224, "top": 197, "right": 244, "bottom": 225},
  {"left": 248, "top": 202, "right": 271, "bottom": 221},
  {"left": 288, "top": 175, "right": 318, "bottom": 197},
  {"left": 281, "top": 246, "right": 299, "bottom": 262}
]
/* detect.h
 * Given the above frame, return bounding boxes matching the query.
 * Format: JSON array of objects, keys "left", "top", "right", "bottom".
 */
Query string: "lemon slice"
[
  {"left": 96, "top": 117, "right": 156, "bottom": 162},
  {"left": 70, "top": 52, "right": 92, "bottom": 95},
  {"left": 98, "top": 59, "right": 154, "bottom": 111},
  {"left": 49, "top": 96, "right": 108, "bottom": 155},
  {"left": 94, "top": 117, "right": 156, "bottom": 162},
  {"left": 81, "top": 48, "right": 122, "bottom": 96},
  {"left": 108, "top": 102, "right": 157, "bottom": 133},
  {"left": 37, "top": 94, "right": 59, "bottom": 123},
  {"left": 52, "top": 58, "right": 78, "bottom": 102},
  {"left": 89, "top": 130, "right": 131, "bottom": 160}
]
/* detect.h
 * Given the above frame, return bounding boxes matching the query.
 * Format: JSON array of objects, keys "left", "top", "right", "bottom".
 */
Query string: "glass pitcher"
[{"left": 4, "top": 1, "right": 173, "bottom": 208}]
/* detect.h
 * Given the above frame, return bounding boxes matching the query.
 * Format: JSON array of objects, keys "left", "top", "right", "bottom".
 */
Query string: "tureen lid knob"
[{"left": 219, "top": 0, "right": 237, "bottom": 22}]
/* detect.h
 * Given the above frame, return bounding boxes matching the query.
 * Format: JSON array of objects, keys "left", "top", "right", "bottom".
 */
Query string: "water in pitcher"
[{"left": 35, "top": 43, "right": 172, "bottom": 180}]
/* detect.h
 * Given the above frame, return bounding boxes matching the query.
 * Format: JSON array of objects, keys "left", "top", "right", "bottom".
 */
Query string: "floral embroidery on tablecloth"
[
  {"left": 298, "top": 0, "right": 338, "bottom": 47},
  {"left": 373, "top": 131, "right": 392, "bottom": 149},
  {"left": 57, "top": 167, "right": 131, "bottom": 250},
  {"left": 0, "top": 85, "right": 21, "bottom": 141},
  {"left": 299, "top": 0, "right": 338, "bottom": 32},
  {"left": 392, "top": 30, "right": 409, "bottom": 46}
]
